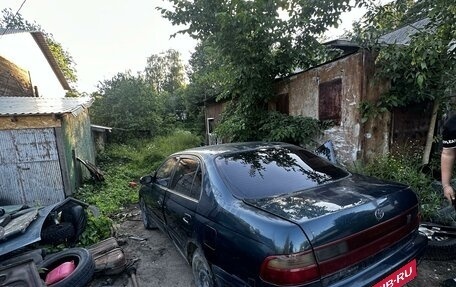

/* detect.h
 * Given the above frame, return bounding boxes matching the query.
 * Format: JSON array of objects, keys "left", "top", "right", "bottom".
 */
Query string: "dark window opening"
[
  {"left": 319, "top": 79, "right": 342, "bottom": 124},
  {"left": 269, "top": 94, "right": 289, "bottom": 114}
]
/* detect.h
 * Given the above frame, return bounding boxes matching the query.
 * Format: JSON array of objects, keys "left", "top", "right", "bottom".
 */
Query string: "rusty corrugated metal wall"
[{"left": 0, "top": 128, "right": 65, "bottom": 205}]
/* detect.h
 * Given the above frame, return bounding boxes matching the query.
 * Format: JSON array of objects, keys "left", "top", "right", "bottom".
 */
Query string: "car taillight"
[{"left": 260, "top": 250, "right": 320, "bottom": 285}]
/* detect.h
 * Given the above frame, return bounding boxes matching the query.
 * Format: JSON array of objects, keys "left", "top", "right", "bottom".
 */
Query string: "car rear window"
[{"left": 215, "top": 146, "right": 349, "bottom": 199}]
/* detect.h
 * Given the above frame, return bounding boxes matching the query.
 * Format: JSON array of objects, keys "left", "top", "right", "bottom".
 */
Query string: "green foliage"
[
  {"left": 0, "top": 8, "right": 78, "bottom": 85},
  {"left": 145, "top": 49, "right": 185, "bottom": 94},
  {"left": 90, "top": 72, "right": 164, "bottom": 141},
  {"left": 351, "top": 0, "right": 456, "bottom": 119},
  {"left": 145, "top": 130, "right": 203, "bottom": 167},
  {"left": 160, "top": 0, "right": 366, "bottom": 140},
  {"left": 259, "top": 112, "right": 328, "bottom": 145},
  {"left": 348, "top": 0, "right": 426, "bottom": 46},
  {"left": 351, "top": 146, "right": 441, "bottom": 220},
  {"left": 78, "top": 213, "right": 112, "bottom": 246},
  {"left": 75, "top": 131, "right": 202, "bottom": 243},
  {"left": 90, "top": 50, "right": 204, "bottom": 142}
]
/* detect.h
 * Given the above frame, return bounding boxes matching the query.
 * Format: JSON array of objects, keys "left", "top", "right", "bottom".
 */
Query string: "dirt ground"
[
  {"left": 87, "top": 204, "right": 456, "bottom": 287},
  {"left": 87, "top": 204, "right": 194, "bottom": 287}
]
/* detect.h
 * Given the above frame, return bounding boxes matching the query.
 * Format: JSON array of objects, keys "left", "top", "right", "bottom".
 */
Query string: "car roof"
[{"left": 174, "top": 142, "right": 295, "bottom": 158}]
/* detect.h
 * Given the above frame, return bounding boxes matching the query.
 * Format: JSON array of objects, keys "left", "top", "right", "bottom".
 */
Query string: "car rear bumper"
[
  {"left": 324, "top": 231, "right": 428, "bottom": 287},
  {"left": 212, "top": 231, "right": 427, "bottom": 287}
]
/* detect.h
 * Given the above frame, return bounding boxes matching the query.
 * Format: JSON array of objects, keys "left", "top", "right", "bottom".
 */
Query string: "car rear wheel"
[
  {"left": 139, "top": 197, "right": 157, "bottom": 230},
  {"left": 192, "top": 249, "right": 214, "bottom": 287}
]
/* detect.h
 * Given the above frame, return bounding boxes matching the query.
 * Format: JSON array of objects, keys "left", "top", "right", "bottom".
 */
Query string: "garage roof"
[
  {"left": 0, "top": 97, "right": 94, "bottom": 116},
  {"left": 378, "top": 18, "right": 431, "bottom": 45}
]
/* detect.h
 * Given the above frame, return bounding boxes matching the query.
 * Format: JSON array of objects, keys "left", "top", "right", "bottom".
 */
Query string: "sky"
[{"left": 0, "top": 0, "right": 389, "bottom": 94}]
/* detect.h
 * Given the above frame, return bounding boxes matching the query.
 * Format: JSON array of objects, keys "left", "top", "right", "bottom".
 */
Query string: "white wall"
[{"left": 0, "top": 32, "right": 66, "bottom": 98}]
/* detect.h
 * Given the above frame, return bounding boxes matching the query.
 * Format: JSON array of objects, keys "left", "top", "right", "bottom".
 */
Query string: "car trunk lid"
[{"left": 245, "top": 174, "right": 420, "bottom": 277}]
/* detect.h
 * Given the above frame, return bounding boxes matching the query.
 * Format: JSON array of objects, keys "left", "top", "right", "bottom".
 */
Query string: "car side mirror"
[{"left": 140, "top": 175, "right": 154, "bottom": 185}]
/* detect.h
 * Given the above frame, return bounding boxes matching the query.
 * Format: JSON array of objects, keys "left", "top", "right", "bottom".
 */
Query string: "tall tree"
[
  {"left": 145, "top": 49, "right": 185, "bottom": 94},
  {"left": 145, "top": 49, "right": 187, "bottom": 121},
  {"left": 90, "top": 72, "right": 164, "bottom": 140},
  {"left": 0, "top": 8, "right": 78, "bottom": 86},
  {"left": 160, "top": 0, "right": 367, "bottom": 142}
]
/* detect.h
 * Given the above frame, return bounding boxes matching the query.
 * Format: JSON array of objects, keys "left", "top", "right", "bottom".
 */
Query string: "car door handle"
[{"left": 182, "top": 213, "right": 192, "bottom": 225}]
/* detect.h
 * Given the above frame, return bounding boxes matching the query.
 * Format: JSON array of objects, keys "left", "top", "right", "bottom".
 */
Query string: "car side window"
[
  {"left": 169, "top": 157, "right": 202, "bottom": 200},
  {"left": 155, "top": 157, "right": 177, "bottom": 187}
]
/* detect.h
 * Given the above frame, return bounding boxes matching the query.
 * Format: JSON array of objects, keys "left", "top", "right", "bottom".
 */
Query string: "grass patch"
[
  {"left": 75, "top": 130, "right": 202, "bottom": 245},
  {"left": 351, "top": 149, "right": 442, "bottom": 221}
]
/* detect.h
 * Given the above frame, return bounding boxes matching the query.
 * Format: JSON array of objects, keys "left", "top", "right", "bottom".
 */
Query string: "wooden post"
[{"left": 422, "top": 100, "right": 440, "bottom": 165}]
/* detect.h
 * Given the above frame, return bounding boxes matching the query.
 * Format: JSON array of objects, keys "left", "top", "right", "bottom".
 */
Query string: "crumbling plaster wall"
[{"left": 276, "top": 52, "right": 374, "bottom": 165}]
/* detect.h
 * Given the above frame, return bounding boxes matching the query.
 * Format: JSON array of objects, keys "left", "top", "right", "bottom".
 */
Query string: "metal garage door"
[{"left": 0, "top": 128, "right": 64, "bottom": 205}]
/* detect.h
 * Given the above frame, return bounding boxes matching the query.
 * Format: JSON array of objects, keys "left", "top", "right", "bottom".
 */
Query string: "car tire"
[
  {"left": 139, "top": 197, "right": 157, "bottom": 230},
  {"left": 61, "top": 205, "right": 87, "bottom": 243},
  {"left": 192, "top": 249, "right": 214, "bottom": 287},
  {"left": 41, "top": 222, "right": 76, "bottom": 245},
  {"left": 38, "top": 248, "right": 95, "bottom": 287},
  {"left": 424, "top": 237, "right": 456, "bottom": 261}
]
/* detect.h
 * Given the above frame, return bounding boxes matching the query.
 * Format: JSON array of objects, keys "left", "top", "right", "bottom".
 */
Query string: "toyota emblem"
[{"left": 374, "top": 208, "right": 385, "bottom": 220}]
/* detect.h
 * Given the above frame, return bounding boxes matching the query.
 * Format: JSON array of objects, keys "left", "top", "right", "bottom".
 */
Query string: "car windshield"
[{"left": 215, "top": 146, "right": 349, "bottom": 199}]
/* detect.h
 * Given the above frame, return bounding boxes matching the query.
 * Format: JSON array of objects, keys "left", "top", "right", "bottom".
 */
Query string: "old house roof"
[
  {"left": 378, "top": 18, "right": 431, "bottom": 45},
  {"left": 0, "top": 97, "right": 93, "bottom": 116},
  {"left": 0, "top": 28, "right": 71, "bottom": 90}
]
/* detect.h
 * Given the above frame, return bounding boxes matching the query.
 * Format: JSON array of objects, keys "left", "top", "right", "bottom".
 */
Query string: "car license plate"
[{"left": 373, "top": 259, "right": 417, "bottom": 287}]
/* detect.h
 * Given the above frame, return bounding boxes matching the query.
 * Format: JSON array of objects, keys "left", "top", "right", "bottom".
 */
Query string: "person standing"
[
  {"left": 441, "top": 115, "right": 456, "bottom": 204},
  {"left": 440, "top": 114, "right": 456, "bottom": 287}
]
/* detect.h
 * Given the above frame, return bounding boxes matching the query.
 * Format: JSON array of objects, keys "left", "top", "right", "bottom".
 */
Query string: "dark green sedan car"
[{"left": 139, "top": 142, "right": 427, "bottom": 287}]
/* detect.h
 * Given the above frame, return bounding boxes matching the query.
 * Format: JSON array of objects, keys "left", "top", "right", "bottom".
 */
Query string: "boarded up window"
[{"left": 319, "top": 79, "right": 342, "bottom": 124}]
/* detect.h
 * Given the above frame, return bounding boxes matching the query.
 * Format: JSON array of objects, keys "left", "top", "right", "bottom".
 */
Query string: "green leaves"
[
  {"left": 258, "top": 112, "right": 326, "bottom": 145},
  {"left": 353, "top": 0, "right": 456, "bottom": 118},
  {"left": 90, "top": 72, "right": 164, "bottom": 140},
  {"left": 90, "top": 49, "right": 200, "bottom": 141},
  {"left": 76, "top": 132, "right": 202, "bottom": 244},
  {"left": 161, "top": 0, "right": 362, "bottom": 141}
]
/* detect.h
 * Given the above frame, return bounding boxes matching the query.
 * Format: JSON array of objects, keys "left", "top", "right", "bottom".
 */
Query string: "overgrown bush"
[
  {"left": 75, "top": 130, "right": 202, "bottom": 245},
  {"left": 351, "top": 147, "right": 442, "bottom": 220},
  {"left": 259, "top": 112, "right": 330, "bottom": 145}
]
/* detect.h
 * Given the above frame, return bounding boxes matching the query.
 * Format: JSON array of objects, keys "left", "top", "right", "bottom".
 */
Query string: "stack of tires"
[{"left": 37, "top": 204, "right": 95, "bottom": 286}]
